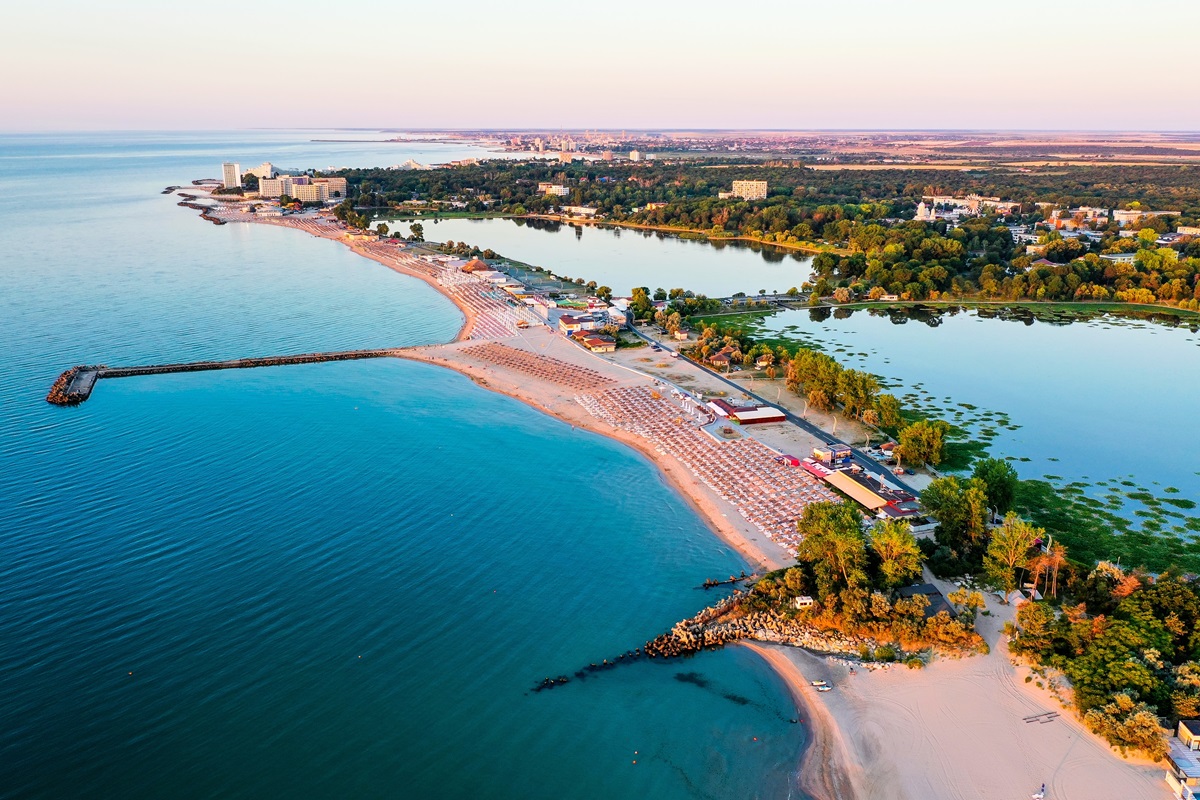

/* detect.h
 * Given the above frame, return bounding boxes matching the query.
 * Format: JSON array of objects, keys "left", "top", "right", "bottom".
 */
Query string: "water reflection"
[
  {"left": 801, "top": 303, "right": 1200, "bottom": 331},
  {"left": 396, "top": 216, "right": 814, "bottom": 296}
]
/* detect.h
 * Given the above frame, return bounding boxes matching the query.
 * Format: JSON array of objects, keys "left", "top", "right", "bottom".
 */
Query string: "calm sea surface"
[{"left": 0, "top": 133, "right": 805, "bottom": 799}]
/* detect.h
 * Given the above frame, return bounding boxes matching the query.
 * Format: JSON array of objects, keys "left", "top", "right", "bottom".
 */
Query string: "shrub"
[
  {"left": 876, "top": 645, "right": 898, "bottom": 662},
  {"left": 1082, "top": 692, "right": 1168, "bottom": 761}
]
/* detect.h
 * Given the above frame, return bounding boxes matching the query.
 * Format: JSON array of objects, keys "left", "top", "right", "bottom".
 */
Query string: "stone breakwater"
[
  {"left": 643, "top": 594, "right": 862, "bottom": 659},
  {"left": 45, "top": 349, "right": 402, "bottom": 406},
  {"left": 535, "top": 593, "right": 864, "bottom": 691},
  {"left": 46, "top": 365, "right": 104, "bottom": 405},
  {"left": 176, "top": 197, "right": 226, "bottom": 225}
]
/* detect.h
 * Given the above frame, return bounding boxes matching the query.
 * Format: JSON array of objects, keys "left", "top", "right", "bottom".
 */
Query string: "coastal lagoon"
[
  {"left": 0, "top": 133, "right": 805, "bottom": 798},
  {"left": 393, "top": 216, "right": 815, "bottom": 298},
  {"left": 734, "top": 306, "right": 1200, "bottom": 561}
]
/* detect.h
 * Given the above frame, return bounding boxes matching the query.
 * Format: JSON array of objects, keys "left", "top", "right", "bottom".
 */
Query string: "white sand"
[{"left": 749, "top": 585, "right": 1168, "bottom": 800}]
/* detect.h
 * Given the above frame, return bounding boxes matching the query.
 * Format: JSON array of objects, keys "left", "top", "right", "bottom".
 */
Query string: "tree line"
[{"left": 687, "top": 320, "right": 951, "bottom": 467}]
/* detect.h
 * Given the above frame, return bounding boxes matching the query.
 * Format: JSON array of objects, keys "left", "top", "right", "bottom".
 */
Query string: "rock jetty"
[{"left": 536, "top": 591, "right": 867, "bottom": 691}]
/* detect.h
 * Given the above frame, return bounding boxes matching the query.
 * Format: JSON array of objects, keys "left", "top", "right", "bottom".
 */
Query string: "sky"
[{"left": 3, "top": 0, "right": 1198, "bottom": 132}]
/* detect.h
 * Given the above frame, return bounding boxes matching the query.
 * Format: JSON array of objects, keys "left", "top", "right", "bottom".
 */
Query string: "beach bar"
[{"left": 823, "top": 470, "right": 888, "bottom": 511}]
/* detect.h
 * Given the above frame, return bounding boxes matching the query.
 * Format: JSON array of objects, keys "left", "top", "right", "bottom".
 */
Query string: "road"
[{"left": 625, "top": 320, "right": 920, "bottom": 497}]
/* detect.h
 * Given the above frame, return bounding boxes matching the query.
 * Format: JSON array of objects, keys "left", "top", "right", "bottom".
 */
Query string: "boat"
[
  {"left": 816, "top": 686, "right": 833, "bottom": 693},
  {"left": 810, "top": 680, "right": 827, "bottom": 687}
]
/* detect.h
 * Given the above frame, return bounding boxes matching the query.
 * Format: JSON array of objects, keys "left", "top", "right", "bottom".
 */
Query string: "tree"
[
  {"left": 630, "top": 287, "right": 653, "bottom": 319},
  {"left": 870, "top": 520, "right": 924, "bottom": 588},
  {"left": 895, "top": 419, "right": 950, "bottom": 467},
  {"left": 596, "top": 285, "right": 613, "bottom": 302},
  {"left": 971, "top": 457, "right": 1019, "bottom": 518},
  {"left": 1172, "top": 662, "right": 1200, "bottom": 718},
  {"left": 838, "top": 369, "right": 880, "bottom": 420},
  {"left": 1082, "top": 692, "right": 1168, "bottom": 760},
  {"left": 921, "top": 476, "right": 990, "bottom": 557},
  {"left": 409, "top": 222, "right": 425, "bottom": 242},
  {"left": 861, "top": 408, "right": 880, "bottom": 447},
  {"left": 875, "top": 393, "right": 902, "bottom": 428},
  {"left": 1012, "top": 601, "right": 1057, "bottom": 657},
  {"left": 795, "top": 502, "right": 868, "bottom": 603},
  {"left": 1046, "top": 542, "right": 1067, "bottom": 597},
  {"left": 984, "top": 513, "right": 1041, "bottom": 600},
  {"left": 376, "top": 222, "right": 390, "bottom": 237}
]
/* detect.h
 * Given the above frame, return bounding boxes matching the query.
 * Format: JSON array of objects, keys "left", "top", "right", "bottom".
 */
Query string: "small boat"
[
  {"left": 816, "top": 686, "right": 833, "bottom": 693},
  {"left": 810, "top": 680, "right": 827, "bottom": 687}
]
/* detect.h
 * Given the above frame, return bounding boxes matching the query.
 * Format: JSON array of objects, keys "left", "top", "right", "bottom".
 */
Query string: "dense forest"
[{"left": 333, "top": 160, "right": 1200, "bottom": 218}]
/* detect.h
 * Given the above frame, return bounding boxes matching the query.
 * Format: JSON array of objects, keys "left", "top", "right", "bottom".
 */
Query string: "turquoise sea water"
[{"left": 0, "top": 133, "right": 806, "bottom": 798}]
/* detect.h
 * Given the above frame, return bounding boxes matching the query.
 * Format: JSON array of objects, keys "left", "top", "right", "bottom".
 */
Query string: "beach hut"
[{"left": 1178, "top": 720, "right": 1200, "bottom": 751}]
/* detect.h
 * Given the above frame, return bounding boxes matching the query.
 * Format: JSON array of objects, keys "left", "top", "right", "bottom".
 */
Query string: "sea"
[{"left": 0, "top": 132, "right": 806, "bottom": 799}]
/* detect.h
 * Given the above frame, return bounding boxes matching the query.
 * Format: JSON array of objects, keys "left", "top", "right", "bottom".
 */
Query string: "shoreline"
[
  {"left": 199, "top": 199, "right": 1173, "bottom": 800},
  {"left": 390, "top": 346, "right": 789, "bottom": 573},
  {"left": 740, "top": 642, "right": 860, "bottom": 800},
  {"left": 516, "top": 214, "right": 846, "bottom": 256},
  {"left": 192, "top": 198, "right": 797, "bottom": 573},
  {"left": 252, "top": 215, "right": 480, "bottom": 341},
  {"left": 744, "top": 591, "right": 1167, "bottom": 800}
]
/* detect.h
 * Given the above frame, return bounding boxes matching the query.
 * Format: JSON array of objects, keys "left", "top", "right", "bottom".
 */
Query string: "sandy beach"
[
  {"left": 395, "top": 332, "right": 796, "bottom": 573},
  {"left": 207, "top": 200, "right": 1173, "bottom": 800},
  {"left": 748, "top": 582, "right": 1168, "bottom": 800}
]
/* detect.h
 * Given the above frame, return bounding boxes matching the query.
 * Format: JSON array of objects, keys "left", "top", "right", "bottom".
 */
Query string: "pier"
[{"left": 46, "top": 349, "right": 401, "bottom": 405}]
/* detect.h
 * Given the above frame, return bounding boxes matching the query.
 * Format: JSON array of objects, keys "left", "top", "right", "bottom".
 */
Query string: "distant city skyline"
[{"left": 3, "top": 0, "right": 1198, "bottom": 132}]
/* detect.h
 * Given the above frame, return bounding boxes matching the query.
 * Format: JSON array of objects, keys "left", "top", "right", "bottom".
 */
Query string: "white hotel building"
[{"left": 221, "top": 162, "right": 242, "bottom": 189}]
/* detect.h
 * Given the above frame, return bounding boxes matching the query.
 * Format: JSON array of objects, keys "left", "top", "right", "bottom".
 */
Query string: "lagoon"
[
  {"left": 396, "top": 216, "right": 814, "bottom": 298},
  {"left": 731, "top": 305, "right": 1200, "bottom": 565}
]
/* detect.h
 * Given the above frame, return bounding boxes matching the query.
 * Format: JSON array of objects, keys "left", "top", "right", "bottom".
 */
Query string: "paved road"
[{"left": 626, "top": 321, "right": 920, "bottom": 497}]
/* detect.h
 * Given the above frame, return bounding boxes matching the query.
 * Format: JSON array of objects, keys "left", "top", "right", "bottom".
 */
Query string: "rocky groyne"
[
  {"left": 176, "top": 198, "right": 225, "bottom": 225},
  {"left": 45, "top": 365, "right": 104, "bottom": 406},
  {"left": 644, "top": 594, "right": 863, "bottom": 659},
  {"left": 46, "top": 349, "right": 402, "bottom": 405},
  {"left": 536, "top": 591, "right": 866, "bottom": 691}
]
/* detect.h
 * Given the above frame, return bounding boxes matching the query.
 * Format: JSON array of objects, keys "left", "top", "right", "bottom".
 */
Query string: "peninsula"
[{"left": 48, "top": 175, "right": 1185, "bottom": 800}]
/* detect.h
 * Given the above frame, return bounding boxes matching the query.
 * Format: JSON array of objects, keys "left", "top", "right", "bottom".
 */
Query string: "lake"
[
  {"left": 730, "top": 304, "right": 1200, "bottom": 567},
  {"left": 389, "top": 215, "right": 814, "bottom": 297}
]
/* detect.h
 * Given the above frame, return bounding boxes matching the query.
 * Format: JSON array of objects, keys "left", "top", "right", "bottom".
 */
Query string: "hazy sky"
[{"left": 3, "top": 0, "right": 1197, "bottom": 131}]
